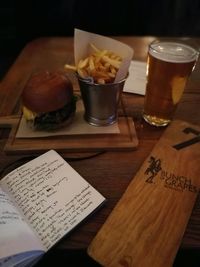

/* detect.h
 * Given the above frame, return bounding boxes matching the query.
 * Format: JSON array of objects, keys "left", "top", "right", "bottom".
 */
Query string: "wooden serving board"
[
  {"left": 0, "top": 115, "right": 138, "bottom": 154},
  {"left": 88, "top": 120, "right": 200, "bottom": 267},
  {"left": 0, "top": 37, "right": 139, "bottom": 155}
]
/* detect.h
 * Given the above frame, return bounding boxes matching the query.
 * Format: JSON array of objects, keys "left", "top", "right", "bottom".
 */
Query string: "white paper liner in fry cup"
[{"left": 74, "top": 28, "right": 134, "bottom": 83}]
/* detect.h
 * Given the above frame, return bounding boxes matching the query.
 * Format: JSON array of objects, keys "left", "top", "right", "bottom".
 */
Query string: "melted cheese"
[{"left": 22, "top": 106, "right": 37, "bottom": 120}]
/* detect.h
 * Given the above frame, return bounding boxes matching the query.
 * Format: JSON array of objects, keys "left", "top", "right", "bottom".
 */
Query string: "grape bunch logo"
[
  {"left": 144, "top": 156, "right": 161, "bottom": 184},
  {"left": 144, "top": 155, "right": 198, "bottom": 193},
  {"left": 144, "top": 127, "right": 200, "bottom": 193}
]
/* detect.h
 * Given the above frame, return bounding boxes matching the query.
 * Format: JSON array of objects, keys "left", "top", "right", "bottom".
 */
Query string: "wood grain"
[
  {"left": 0, "top": 37, "right": 200, "bottom": 251},
  {"left": 88, "top": 120, "right": 200, "bottom": 267},
  {"left": 0, "top": 116, "right": 138, "bottom": 154}
]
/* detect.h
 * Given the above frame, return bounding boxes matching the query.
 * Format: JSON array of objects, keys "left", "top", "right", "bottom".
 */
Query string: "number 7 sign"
[{"left": 173, "top": 127, "right": 200, "bottom": 150}]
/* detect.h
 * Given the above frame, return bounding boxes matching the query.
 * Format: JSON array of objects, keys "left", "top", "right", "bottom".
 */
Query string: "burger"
[{"left": 21, "top": 71, "right": 76, "bottom": 131}]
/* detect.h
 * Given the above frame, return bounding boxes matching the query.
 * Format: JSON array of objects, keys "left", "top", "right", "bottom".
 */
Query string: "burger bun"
[{"left": 22, "top": 71, "right": 73, "bottom": 113}]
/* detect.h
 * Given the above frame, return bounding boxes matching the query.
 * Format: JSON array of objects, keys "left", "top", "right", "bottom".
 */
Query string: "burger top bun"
[{"left": 22, "top": 71, "right": 73, "bottom": 113}]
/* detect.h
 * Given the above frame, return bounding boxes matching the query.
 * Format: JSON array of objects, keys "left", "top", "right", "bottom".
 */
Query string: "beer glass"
[{"left": 143, "top": 40, "right": 198, "bottom": 127}]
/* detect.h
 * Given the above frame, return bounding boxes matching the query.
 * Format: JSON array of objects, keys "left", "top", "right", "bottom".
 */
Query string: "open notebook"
[{"left": 0, "top": 150, "right": 105, "bottom": 267}]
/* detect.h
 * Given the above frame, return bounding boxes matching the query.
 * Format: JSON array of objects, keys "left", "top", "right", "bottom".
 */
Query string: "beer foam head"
[{"left": 149, "top": 41, "right": 198, "bottom": 63}]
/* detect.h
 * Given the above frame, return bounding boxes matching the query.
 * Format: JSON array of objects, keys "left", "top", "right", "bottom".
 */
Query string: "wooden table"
[{"left": 0, "top": 36, "right": 200, "bottom": 255}]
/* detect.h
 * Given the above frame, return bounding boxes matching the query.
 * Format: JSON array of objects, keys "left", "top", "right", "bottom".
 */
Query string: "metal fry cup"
[{"left": 78, "top": 76, "right": 127, "bottom": 126}]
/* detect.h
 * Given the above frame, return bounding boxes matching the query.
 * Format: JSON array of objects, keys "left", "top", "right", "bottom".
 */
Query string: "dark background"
[
  {"left": 1, "top": 0, "right": 200, "bottom": 56},
  {"left": 1, "top": 1, "right": 200, "bottom": 266},
  {"left": 1, "top": 0, "right": 200, "bottom": 78}
]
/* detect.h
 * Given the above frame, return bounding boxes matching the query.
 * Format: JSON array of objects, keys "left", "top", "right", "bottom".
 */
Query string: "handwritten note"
[
  {"left": 1, "top": 150, "right": 105, "bottom": 250},
  {"left": 0, "top": 188, "right": 43, "bottom": 259},
  {"left": 0, "top": 188, "right": 22, "bottom": 225}
]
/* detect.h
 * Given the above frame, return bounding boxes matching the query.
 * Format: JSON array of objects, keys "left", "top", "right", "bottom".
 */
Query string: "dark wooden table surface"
[{"left": 0, "top": 36, "right": 200, "bottom": 262}]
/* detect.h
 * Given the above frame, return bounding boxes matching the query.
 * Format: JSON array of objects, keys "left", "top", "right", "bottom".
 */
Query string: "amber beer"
[{"left": 143, "top": 41, "right": 198, "bottom": 126}]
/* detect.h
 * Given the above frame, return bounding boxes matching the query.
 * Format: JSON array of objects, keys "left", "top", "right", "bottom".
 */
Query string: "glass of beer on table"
[{"left": 143, "top": 39, "right": 199, "bottom": 127}]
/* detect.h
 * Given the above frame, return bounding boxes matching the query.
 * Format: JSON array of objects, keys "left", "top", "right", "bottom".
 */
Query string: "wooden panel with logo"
[{"left": 88, "top": 120, "right": 200, "bottom": 267}]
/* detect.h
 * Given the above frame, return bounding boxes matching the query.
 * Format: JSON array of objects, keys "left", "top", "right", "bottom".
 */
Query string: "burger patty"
[{"left": 33, "top": 96, "right": 77, "bottom": 130}]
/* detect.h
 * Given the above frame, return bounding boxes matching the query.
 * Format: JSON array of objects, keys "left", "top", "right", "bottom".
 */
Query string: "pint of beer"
[{"left": 143, "top": 40, "right": 198, "bottom": 127}]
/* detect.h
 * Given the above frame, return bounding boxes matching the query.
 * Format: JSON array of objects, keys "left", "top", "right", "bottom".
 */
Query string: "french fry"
[
  {"left": 90, "top": 43, "right": 100, "bottom": 53},
  {"left": 110, "top": 66, "right": 117, "bottom": 74},
  {"left": 108, "top": 72, "right": 115, "bottom": 78},
  {"left": 97, "top": 78, "right": 106, "bottom": 84},
  {"left": 77, "top": 68, "right": 88, "bottom": 78},
  {"left": 78, "top": 57, "right": 89, "bottom": 69},
  {"left": 64, "top": 43, "right": 123, "bottom": 84},
  {"left": 102, "top": 55, "right": 121, "bottom": 69},
  {"left": 89, "top": 56, "right": 95, "bottom": 71},
  {"left": 91, "top": 70, "right": 110, "bottom": 79},
  {"left": 64, "top": 64, "right": 76, "bottom": 71}
]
